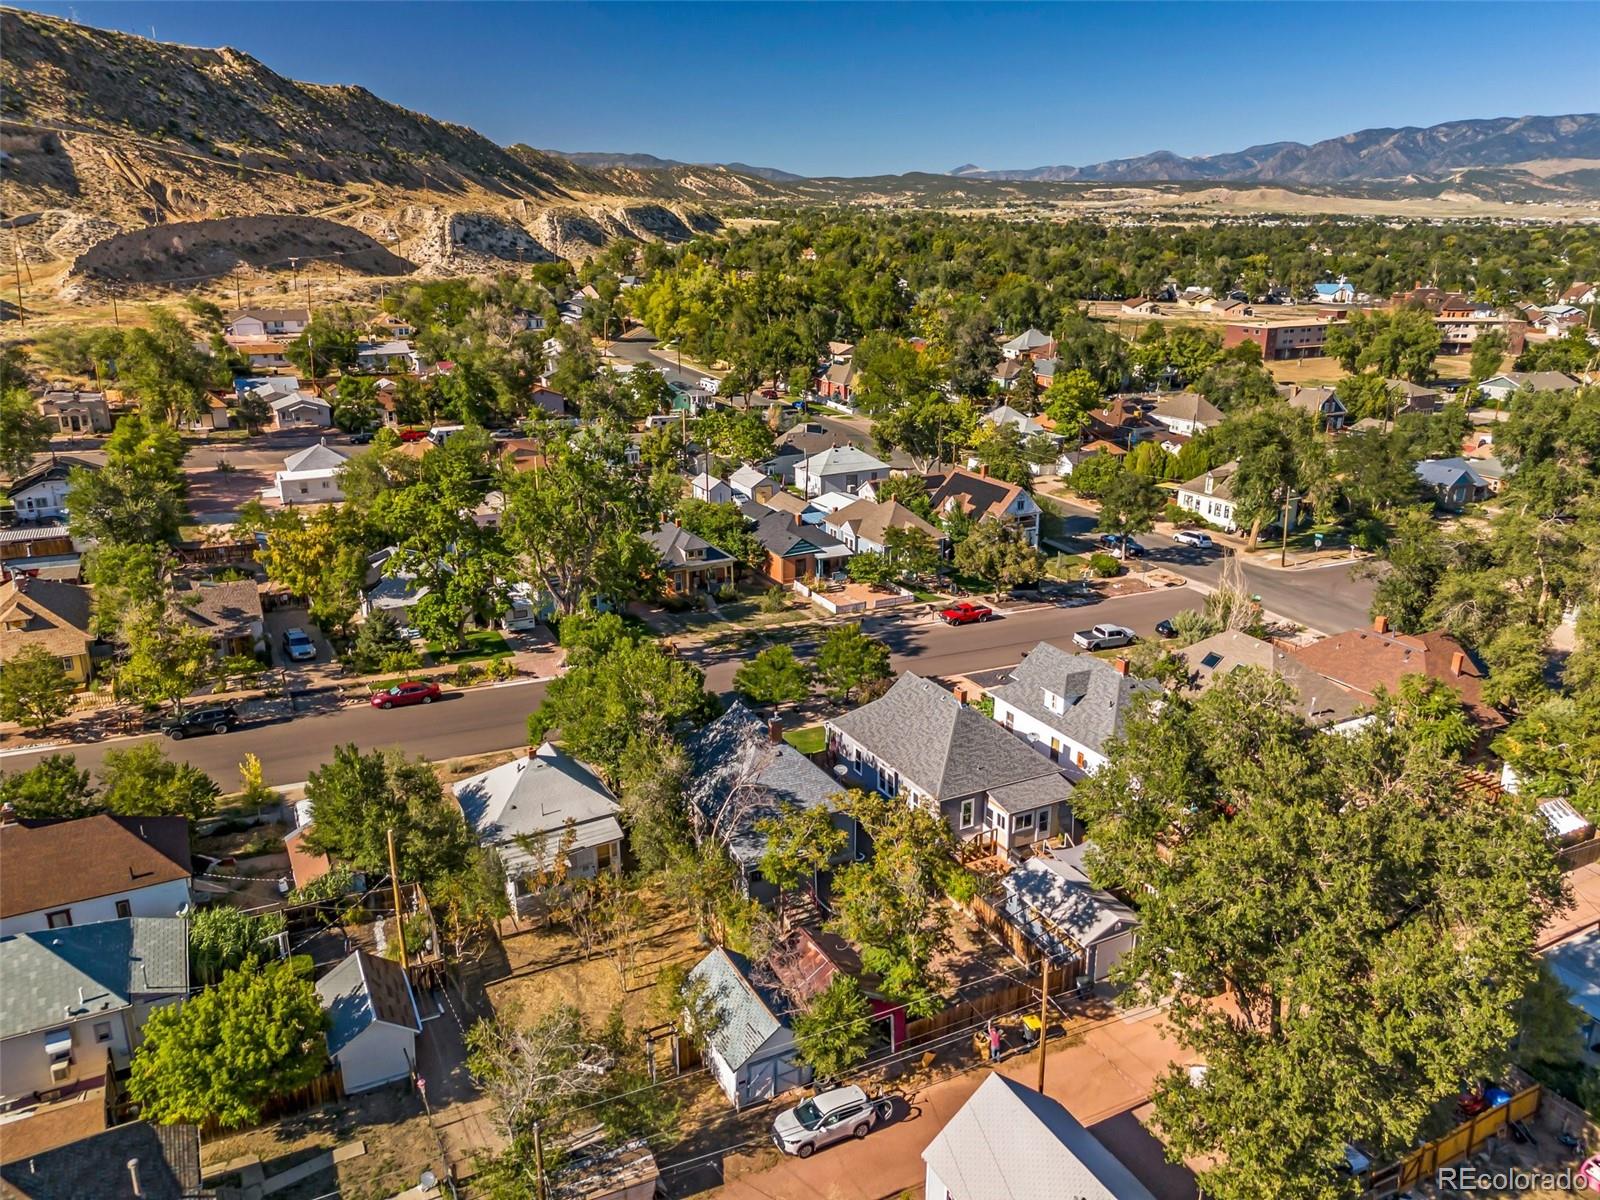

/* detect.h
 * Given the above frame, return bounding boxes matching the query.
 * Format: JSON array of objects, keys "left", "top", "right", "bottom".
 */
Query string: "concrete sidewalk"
[{"left": 713, "top": 1004, "right": 1195, "bottom": 1200}]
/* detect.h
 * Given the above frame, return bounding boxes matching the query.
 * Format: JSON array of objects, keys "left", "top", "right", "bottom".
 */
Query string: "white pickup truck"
[{"left": 1073, "top": 623, "right": 1136, "bottom": 650}]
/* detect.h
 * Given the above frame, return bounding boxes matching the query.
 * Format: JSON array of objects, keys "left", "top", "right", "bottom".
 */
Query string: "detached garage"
[
  {"left": 688, "top": 948, "right": 811, "bottom": 1109},
  {"left": 316, "top": 950, "right": 422, "bottom": 1093}
]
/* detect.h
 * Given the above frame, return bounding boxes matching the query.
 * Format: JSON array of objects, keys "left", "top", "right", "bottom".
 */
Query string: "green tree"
[
  {"left": 99, "top": 743, "right": 220, "bottom": 821},
  {"left": 871, "top": 474, "right": 936, "bottom": 521},
  {"left": 881, "top": 524, "right": 941, "bottom": 577},
  {"left": 128, "top": 959, "right": 328, "bottom": 1129},
  {"left": 502, "top": 425, "right": 666, "bottom": 615},
  {"left": 846, "top": 551, "right": 901, "bottom": 588},
  {"left": 757, "top": 803, "right": 847, "bottom": 904},
  {"left": 1070, "top": 668, "right": 1563, "bottom": 1200},
  {"left": 733, "top": 645, "right": 811, "bottom": 707},
  {"left": 527, "top": 639, "right": 717, "bottom": 781},
  {"left": 1, "top": 386, "right": 52, "bottom": 477},
  {"left": 345, "top": 611, "right": 412, "bottom": 674},
  {"left": 302, "top": 745, "right": 475, "bottom": 886},
  {"left": 1066, "top": 452, "right": 1124, "bottom": 500},
  {"left": 245, "top": 504, "right": 370, "bottom": 636},
  {"left": 189, "top": 905, "right": 289, "bottom": 986},
  {"left": 814, "top": 623, "right": 892, "bottom": 703},
  {"left": 828, "top": 790, "right": 966, "bottom": 1016},
  {"left": 0, "top": 754, "right": 98, "bottom": 819},
  {"left": 1371, "top": 674, "right": 1479, "bottom": 760},
  {"left": 112, "top": 602, "right": 219, "bottom": 715},
  {"left": 1042, "top": 368, "right": 1102, "bottom": 436},
  {"left": 694, "top": 409, "right": 775, "bottom": 465},
  {"left": 953, "top": 517, "right": 1044, "bottom": 586},
  {"left": 1470, "top": 328, "right": 1509, "bottom": 383},
  {"left": 676, "top": 498, "right": 762, "bottom": 568},
  {"left": 66, "top": 414, "right": 188, "bottom": 545},
  {"left": 284, "top": 307, "right": 363, "bottom": 375},
  {"left": 0, "top": 644, "right": 76, "bottom": 731},
  {"left": 119, "top": 309, "right": 224, "bottom": 424},
  {"left": 1364, "top": 509, "right": 1455, "bottom": 633},
  {"left": 793, "top": 974, "right": 875, "bottom": 1080},
  {"left": 331, "top": 375, "right": 380, "bottom": 432},
  {"left": 1095, "top": 467, "right": 1164, "bottom": 551},
  {"left": 965, "top": 423, "right": 1057, "bottom": 486},
  {"left": 1215, "top": 403, "right": 1317, "bottom": 548}
]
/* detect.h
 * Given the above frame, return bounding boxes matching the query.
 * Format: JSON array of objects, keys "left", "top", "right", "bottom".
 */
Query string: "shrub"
[
  {"left": 452, "top": 663, "right": 482, "bottom": 686},
  {"left": 1089, "top": 552, "right": 1121, "bottom": 578},
  {"left": 716, "top": 584, "right": 740, "bottom": 603},
  {"left": 759, "top": 586, "right": 789, "bottom": 613},
  {"left": 481, "top": 657, "right": 516, "bottom": 682}
]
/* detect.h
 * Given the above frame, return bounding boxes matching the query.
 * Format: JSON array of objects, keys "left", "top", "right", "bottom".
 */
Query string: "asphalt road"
[
  {"left": 1, "top": 588, "right": 1200, "bottom": 788},
  {"left": 1042, "top": 497, "right": 1378, "bottom": 635},
  {"left": 604, "top": 326, "right": 719, "bottom": 392}
]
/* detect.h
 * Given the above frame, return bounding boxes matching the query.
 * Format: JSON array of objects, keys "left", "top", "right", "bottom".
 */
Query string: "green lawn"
[
  {"left": 425, "top": 630, "right": 512, "bottom": 664},
  {"left": 783, "top": 725, "right": 826, "bottom": 755}
]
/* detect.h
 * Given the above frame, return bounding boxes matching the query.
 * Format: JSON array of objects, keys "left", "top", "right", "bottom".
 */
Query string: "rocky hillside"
[
  {"left": 0, "top": 7, "right": 777, "bottom": 289},
  {"left": 951, "top": 114, "right": 1600, "bottom": 195}
]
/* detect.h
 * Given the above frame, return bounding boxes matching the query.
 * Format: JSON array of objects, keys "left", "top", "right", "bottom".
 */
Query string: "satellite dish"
[{"left": 833, "top": 764, "right": 849, "bottom": 778}]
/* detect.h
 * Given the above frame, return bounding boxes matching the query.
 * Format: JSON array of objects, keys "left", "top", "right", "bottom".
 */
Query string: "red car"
[
  {"left": 940, "top": 601, "right": 993, "bottom": 626},
  {"left": 370, "top": 681, "right": 441, "bottom": 709},
  {"left": 397, "top": 427, "right": 429, "bottom": 442}
]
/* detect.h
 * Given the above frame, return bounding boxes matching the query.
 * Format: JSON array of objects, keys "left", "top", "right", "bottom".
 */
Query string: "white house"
[
  {"left": 823, "top": 497, "right": 943, "bottom": 556},
  {"left": 1146, "top": 392, "right": 1223, "bottom": 437},
  {"left": 923, "top": 1073, "right": 1157, "bottom": 1200},
  {"left": 452, "top": 744, "right": 625, "bottom": 920},
  {"left": 315, "top": 949, "right": 422, "bottom": 1094},
  {"left": 355, "top": 340, "right": 421, "bottom": 373},
  {"left": 797, "top": 445, "right": 890, "bottom": 498},
  {"left": 274, "top": 441, "right": 350, "bottom": 505},
  {"left": 998, "top": 845, "right": 1139, "bottom": 982},
  {"left": 1311, "top": 278, "right": 1356, "bottom": 304},
  {"left": 269, "top": 391, "right": 333, "bottom": 430},
  {"left": 987, "top": 642, "right": 1159, "bottom": 778},
  {"left": 1000, "top": 328, "right": 1055, "bottom": 360},
  {"left": 0, "top": 814, "right": 193, "bottom": 936},
  {"left": 690, "top": 472, "right": 734, "bottom": 504},
  {"left": 38, "top": 389, "right": 112, "bottom": 434},
  {"left": 1477, "top": 371, "right": 1582, "bottom": 404},
  {"left": 0, "top": 917, "right": 189, "bottom": 1105},
  {"left": 1174, "top": 460, "right": 1301, "bottom": 534},
  {"left": 226, "top": 307, "right": 309, "bottom": 339},
  {"left": 688, "top": 947, "right": 809, "bottom": 1108},
  {"left": 4, "top": 457, "right": 96, "bottom": 523},
  {"left": 727, "top": 464, "right": 774, "bottom": 502}
]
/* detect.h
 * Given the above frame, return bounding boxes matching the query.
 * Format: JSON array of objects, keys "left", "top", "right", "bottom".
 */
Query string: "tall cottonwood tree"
[{"left": 1072, "top": 668, "right": 1565, "bottom": 1200}]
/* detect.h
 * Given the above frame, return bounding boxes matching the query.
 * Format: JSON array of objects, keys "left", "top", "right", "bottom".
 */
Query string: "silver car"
[{"left": 771, "top": 1085, "right": 888, "bottom": 1157}]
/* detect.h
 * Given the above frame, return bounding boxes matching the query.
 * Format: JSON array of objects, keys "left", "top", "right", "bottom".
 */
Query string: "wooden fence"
[
  {"left": 1559, "top": 838, "right": 1600, "bottom": 871},
  {"left": 902, "top": 980, "right": 1037, "bottom": 1049},
  {"left": 196, "top": 1067, "right": 345, "bottom": 1140},
  {"left": 1364, "top": 1084, "right": 1541, "bottom": 1197},
  {"left": 964, "top": 891, "right": 1086, "bottom": 978}
]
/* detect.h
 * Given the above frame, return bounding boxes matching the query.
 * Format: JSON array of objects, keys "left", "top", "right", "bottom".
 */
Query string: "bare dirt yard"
[{"left": 201, "top": 1087, "right": 440, "bottom": 1200}]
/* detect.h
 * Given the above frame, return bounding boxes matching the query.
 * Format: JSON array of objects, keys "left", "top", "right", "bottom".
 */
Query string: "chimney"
[
  {"left": 1451, "top": 650, "right": 1466, "bottom": 677},
  {"left": 767, "top": 716, "right": 784, "bottom": 745},
  {"left": 1113, "top": 657, "right": 1129, "bottom": 676},
  {"left": 1373, "top": 615, "right": 1389, "bottom": 634},
  {"left": 128, "top": 1159, "right": 144, "bottom": 1198}
]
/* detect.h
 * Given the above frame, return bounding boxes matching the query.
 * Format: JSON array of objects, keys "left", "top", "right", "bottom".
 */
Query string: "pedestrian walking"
[{"left": 987, "top": 1021, "right": 1001, "bottom": 1063}]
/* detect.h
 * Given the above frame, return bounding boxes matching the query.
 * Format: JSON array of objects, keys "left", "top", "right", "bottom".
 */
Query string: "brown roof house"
[
  {"left": 0, "top": 813, "right": 193, "bottom": 935},
  {"left": 1289, "top": 616, "right": 1503, "bottom": 735},
  {"left": 821, "top": 497, "right": 943, "bottom": 557},
  {"left": 172, "top": 579, "right": 264, "bottom": 659},
  {"left": 0, "top": 577, "right": 96, "bottom": 685},
  {"left": 925, "top": 468, "right": 1042, "bottom": 547},
  {"left": 1177, "top": 629, "right": 1367, "bottom": 730}
]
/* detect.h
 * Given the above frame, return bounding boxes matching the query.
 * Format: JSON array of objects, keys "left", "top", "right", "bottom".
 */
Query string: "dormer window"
[
  {"left": 1042, "top": 690, "right": 1064, "bottom": 714},
  {"left": 1205, "top": 474, "right": 1215, "bottom": 495}
]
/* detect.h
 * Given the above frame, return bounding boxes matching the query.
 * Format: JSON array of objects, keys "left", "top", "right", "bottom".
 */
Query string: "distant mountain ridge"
[
  {"left": 553, "top": 150, "right": 804, "bottom": 183},
  {"left": 951, "top": 114, "right": 1600, "bottom": 184}
]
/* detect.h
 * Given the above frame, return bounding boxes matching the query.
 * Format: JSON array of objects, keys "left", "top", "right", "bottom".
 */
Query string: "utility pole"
[
  {"left": 531, "top": 1120, "right": 547, "bottom": 1200},
  {"left": 11, "top": 242, "right": 24, "bottom": 327},
  {"left": 110, "top": 289, "right": 121, "bottom": 328},
  {"left": 1280, "top": 493, "right": 1293, "bottom": 568},
  {"left": 1036, "top": 954, "right": 1051, "bottom": 1093},
  {"left": 387, "top": 828, "right": 409, "bottom": 970}
]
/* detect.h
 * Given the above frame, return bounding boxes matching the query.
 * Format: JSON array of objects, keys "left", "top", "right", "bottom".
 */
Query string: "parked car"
[
  {"left": 1155, "top": 618, "right": 1178, "bottom": 638},
  {"left": 397, "top": 427, "right": 429, "bottom": 442},
  {"left": 163, "top": 705, "right": 241, "bottom": 740},
  {"left": 490, "top": 427, "right": 521, "bottom": 440},
  {"left": 281, "top": 628, "right": 318, "bottom": 663},
  {"left": 370, "top": 681, "right": 442, "bottom": 709},
  {"left": 940, "top": 601, "right": 994, "bottom": 625},
  {"left": 1172, "top": 530, "right": 1214, "bottom": 549},
  {"left": 1073, "top": 623, "right": 1136, "bottom": 650},
  {"left": 349, "top": 429, "right": 376, "bottom": 445},
  {"left": 698, "top": 376, "right": 720, "bottom": 394},
  {"left": 772, "top": 1086, "right": 890, "bottom": 1158},
  {"left": 1097, "top": 534, "right": 1146, "bottom": 558}
]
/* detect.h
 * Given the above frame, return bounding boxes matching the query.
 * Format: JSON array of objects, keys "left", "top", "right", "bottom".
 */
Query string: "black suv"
[{"left": 162, "top": 705, "right": 241, "bottom": 740}]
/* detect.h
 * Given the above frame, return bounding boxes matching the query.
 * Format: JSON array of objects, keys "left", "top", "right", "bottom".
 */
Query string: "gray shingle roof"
[
  {"left": 0, "top": 918, "right": 189, "bottom": 1040},
  {"left": 1415, "top": 457, "right": 1489, "bottom": 490},
  {"left": 453, "top": 745, "right": 624, "bottom": 877},
  {"left": 987, "top": 642, "right": 1159, "bottom": 758},
  {"left": 686, "top": 947, "right": 787, "bottom": 1070},
  {"left": 829, "top": 673, "right": 1067, "bottom": 801},
  {"left": 282, "top": 443, "right": 350, "bottom": 473},
  {"left": 998, "top": 852, "right": 1137, "bottom": 958},
  {"left": 1, "top": 1122, "right": 203, "bottom": 1200},
  {"left": 686, "top": 703, "right": 842, "bottom": 866},
  {"left": 922, "top": 1073, "right": 1157, "bottom": 1200},
  {"left": 646, "top": 522, "right": 734, "bottom": 567},
  {"left": 316, "top": 949, "right": 420, "bottom": 1057},
  {"left": 802, "top": 445, "right": 887, "bottom": 477},
  {"left": 745, "top": 507, "right": 846, "bottom": 559}
]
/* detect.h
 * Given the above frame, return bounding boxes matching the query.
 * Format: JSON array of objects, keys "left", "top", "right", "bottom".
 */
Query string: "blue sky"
[{"left": 15, "top": 2, "right": 1600, "bottom": 177}]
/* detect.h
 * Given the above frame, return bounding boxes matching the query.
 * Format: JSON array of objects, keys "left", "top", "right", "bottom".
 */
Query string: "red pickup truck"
[{"left": 940, "top": 601, "right": 993, "bottom": 626}]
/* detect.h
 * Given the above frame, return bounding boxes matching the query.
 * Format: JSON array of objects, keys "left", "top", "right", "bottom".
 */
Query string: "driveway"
[{"left": 710, "top": 1004, "right": 1196, "bottom": 1200}]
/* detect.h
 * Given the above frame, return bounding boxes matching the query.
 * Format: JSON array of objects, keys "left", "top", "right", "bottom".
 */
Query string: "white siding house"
[
  {"left": 274, "top": 442, "right": 350, "bottom": 505},
  {"left": 987, "top": 642, "right": 1158, "bottom": 779},
  {"left": 0, "top": 815, "right": 194, "bottom": 936},
  {"left": 316, "top": 950, "right": 422, "bottom": 1093},
  {"left": 797, "top": 446, "right": 890, "bottom": 498},
  {"left": 688, "top": 948, "right": 810, "bottom": 1108}
]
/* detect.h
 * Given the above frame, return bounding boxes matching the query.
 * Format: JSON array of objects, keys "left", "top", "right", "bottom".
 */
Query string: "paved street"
[
  {"left": 1043, "top": 496, "right": 1379, "bottom": 635},
  {"left": 1, "top": 587, "right": 1201, "bottom": 787},
  {"left": 604, "top": 325, "right": 720, "bottom": 391}
]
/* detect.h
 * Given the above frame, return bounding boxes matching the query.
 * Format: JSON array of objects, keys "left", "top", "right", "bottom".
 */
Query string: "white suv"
[
  {"left": 771, "top": 1086, "right": 888, "bottom": 1157},
  {"left": 1172, "top": 530, "right": 1214, "bottom": 549}
]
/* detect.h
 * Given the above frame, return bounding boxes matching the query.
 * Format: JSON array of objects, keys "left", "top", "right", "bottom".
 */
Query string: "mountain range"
[{"left": 948, "top": 114, "right": 1600, "bottom": 185}]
